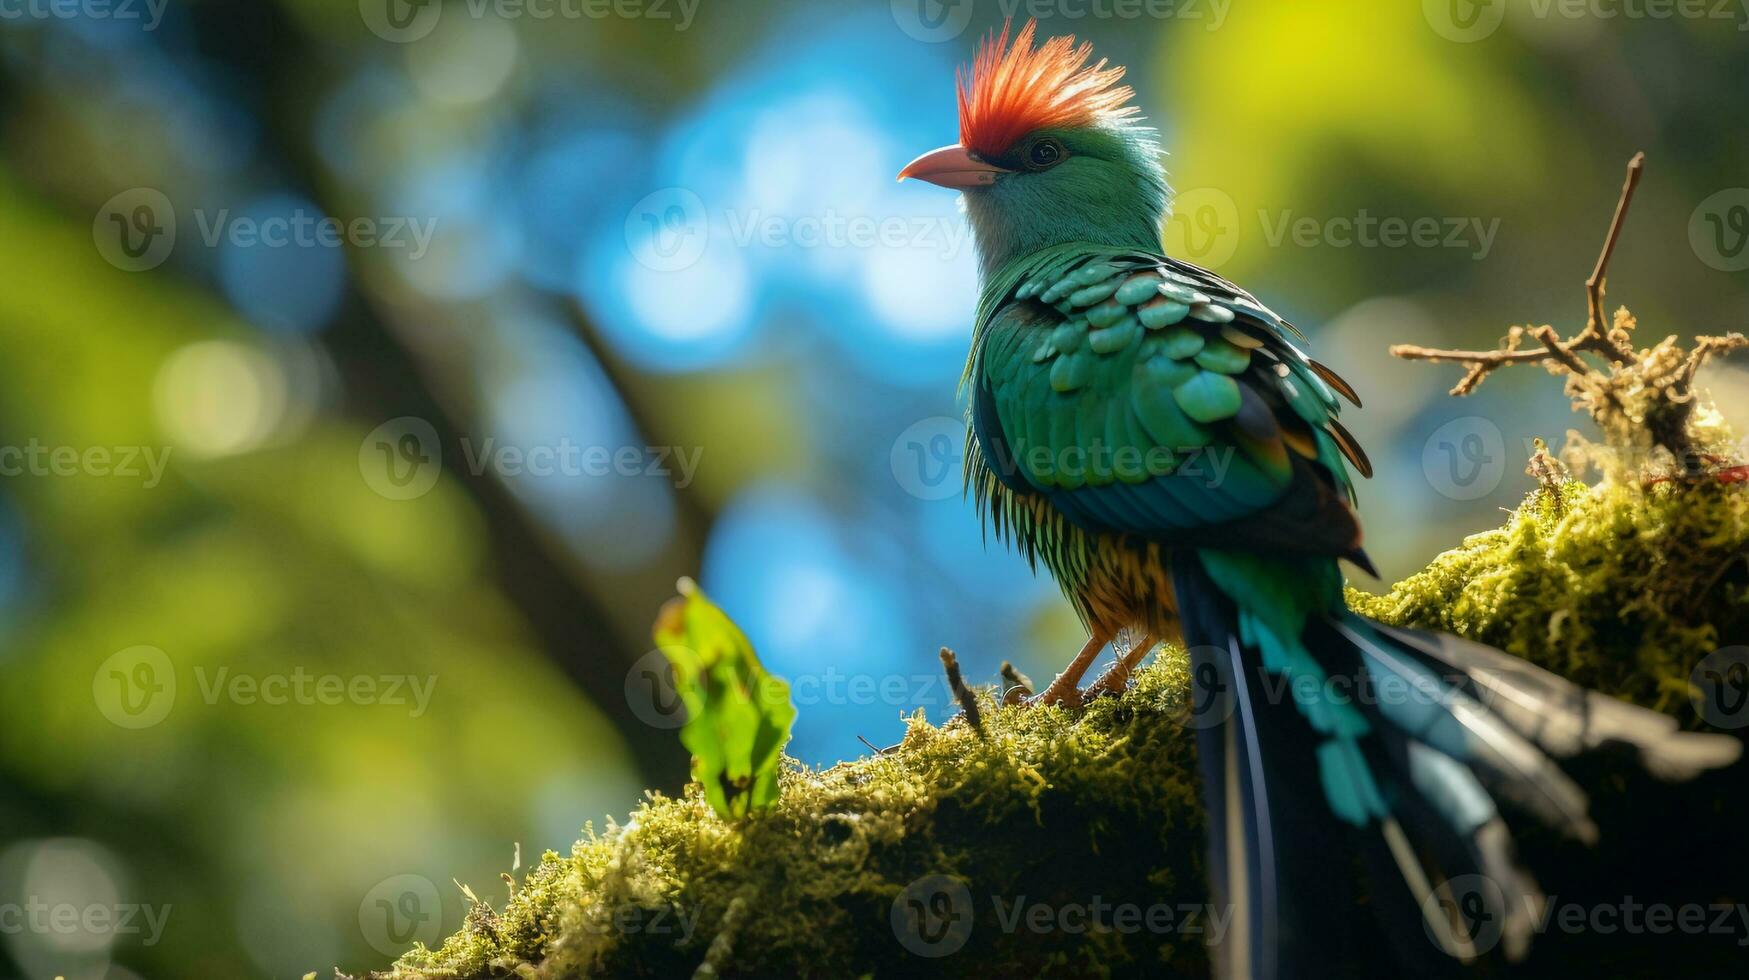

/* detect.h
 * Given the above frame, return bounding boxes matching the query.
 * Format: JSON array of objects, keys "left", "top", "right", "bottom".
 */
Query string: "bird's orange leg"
[
  {"left": 1085, "top": 631, "right": 1158, "bottom": 699},
  {"left": 1027, "top": 630, "right": 1112, "bottom": 709}
]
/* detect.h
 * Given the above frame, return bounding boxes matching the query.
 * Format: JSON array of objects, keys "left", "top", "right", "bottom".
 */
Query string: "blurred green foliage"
[{"left": 0, "top": 177, "right": 639, "bottom": 976}]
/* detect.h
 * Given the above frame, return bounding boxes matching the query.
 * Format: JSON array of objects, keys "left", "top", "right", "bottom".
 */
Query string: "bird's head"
[{"left": 898, "top": 20, "right": 1167, "bottom": 276}]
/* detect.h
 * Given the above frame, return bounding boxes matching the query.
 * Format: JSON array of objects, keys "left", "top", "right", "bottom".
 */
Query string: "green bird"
[{"left": 900, "top": 20, "right": 1739, "bottom": 978}]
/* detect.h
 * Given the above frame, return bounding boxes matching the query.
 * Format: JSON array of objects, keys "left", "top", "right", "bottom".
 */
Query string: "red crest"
[{"left": 957, "top": 20, "right": 1140, "bottom": 159}]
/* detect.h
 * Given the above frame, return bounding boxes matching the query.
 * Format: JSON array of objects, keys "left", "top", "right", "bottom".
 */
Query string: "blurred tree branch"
[{"left": 188, "top": 0, "right": 690, "bottom": 782}]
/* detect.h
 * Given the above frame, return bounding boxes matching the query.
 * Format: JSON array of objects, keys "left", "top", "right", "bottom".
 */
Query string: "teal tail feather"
[{"left": 1173, "top": 548, "right": 1742, "bottom": 979}]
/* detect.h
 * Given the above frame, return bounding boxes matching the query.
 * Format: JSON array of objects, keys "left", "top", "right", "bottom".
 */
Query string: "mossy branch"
[{"left": 370, "top": 466, "right": 1749, "bottom": 980}]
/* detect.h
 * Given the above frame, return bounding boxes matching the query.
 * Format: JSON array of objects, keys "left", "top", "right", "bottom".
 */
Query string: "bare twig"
[
  {"left": 1391, "top": 326, "right": 1564, "bottom": 395},
  {"left": 1681, "top": 333, "right": 1749, "bottom": 388},
  {"left": 1585, "top": 152, "right": 1645, "bottom": 353},
  {"left": 1390, "top": 153, "right": 1649, "bottom": 393},
  {"left": 855, "top": 734, "right": 896, "bottom": 756},
  {"left": 940, "top": 647, "right": 984, "bottom": 736}
]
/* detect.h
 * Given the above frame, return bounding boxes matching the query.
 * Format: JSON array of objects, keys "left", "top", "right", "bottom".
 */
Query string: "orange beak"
[{"left": 896, "top": 143, "right": 1013, "bottom": 188}]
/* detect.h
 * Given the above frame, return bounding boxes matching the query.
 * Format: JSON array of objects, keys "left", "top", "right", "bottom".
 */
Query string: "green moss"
[
  {"left": 375, "top": 656, "right": 1206, "bottom": 979},
  {"left": 371, "top": 479, "right": 1749, "bottom": 979},
  {"left": 1348, "top": 479, "right": 1749, "bottom": 715}
]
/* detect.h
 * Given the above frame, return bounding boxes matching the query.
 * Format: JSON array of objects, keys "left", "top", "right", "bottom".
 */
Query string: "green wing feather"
[{"left": 968, "top": 246, "right": 1362, "bottom": 544}]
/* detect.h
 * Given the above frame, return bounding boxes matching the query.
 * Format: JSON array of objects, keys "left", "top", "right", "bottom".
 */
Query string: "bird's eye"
[{"left": 1026, "top": 138, "right": 1065, "bottom": 170}]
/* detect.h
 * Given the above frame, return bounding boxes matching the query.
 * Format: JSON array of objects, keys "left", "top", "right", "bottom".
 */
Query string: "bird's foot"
[
  {"left": 1020, "top": 633, "right": 1110, "bottom": 710},
  {"left": 1083, "top": 661, "right": 1132, "bottom": 700},
  {"left": 1084, "top": 632, "right": 1158, "bottom": 700},
  {"left": 1025, "top": 679, "right": 1085, "bottom": 711}
]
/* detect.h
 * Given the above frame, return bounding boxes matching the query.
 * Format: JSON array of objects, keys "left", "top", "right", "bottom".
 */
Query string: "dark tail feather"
[
  {"left": 1174, "top": 555, "right": 1376, "bottom": 979},
  {"left": 1371, "top": 621, "right": 1742, "bottom": 781},
  {"left": 1173, "top": 554, "right": 1743, "bottom": 979}
]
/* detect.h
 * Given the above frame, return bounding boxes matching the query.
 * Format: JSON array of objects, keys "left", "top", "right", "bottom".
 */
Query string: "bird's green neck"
[
  {"left": 963, "top": 125, "right": 1168, "bottom": 280},
  {"left": 966, "top": 196, "right": 1165, "bottom": 280}
]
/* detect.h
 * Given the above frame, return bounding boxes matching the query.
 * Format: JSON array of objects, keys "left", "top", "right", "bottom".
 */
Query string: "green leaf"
[{"left": 651, "top": 578, "right": 796, "bottom": 820}]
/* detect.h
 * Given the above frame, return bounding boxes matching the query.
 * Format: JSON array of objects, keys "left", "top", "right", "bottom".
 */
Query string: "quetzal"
[{"left": 899, "top": 20, "right": 1740, "bottom": 978}]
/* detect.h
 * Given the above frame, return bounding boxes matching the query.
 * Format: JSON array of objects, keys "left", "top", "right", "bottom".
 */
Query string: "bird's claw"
[
  {"left": 1083, "top": 661, "right": 1131, "bottom": 700},
  {"left": 1024, "top": 681, "right": 1084, "bottom": 711}
]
